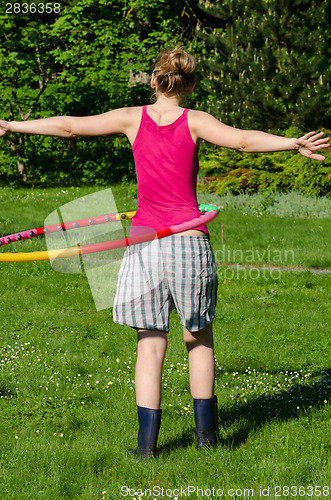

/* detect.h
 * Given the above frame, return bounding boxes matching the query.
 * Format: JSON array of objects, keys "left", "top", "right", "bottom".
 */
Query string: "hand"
[
  {"left": 296, "top": 131, "right": 330, "bottom": 161},
  {"left": 0, "top": 120, "right": 11, "bottom": 137}
]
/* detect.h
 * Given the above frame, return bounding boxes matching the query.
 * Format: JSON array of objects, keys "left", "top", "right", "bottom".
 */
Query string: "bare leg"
[
  {"left": 183, "top": 323, "right": 215, "bottom": 399},
  {"left": 135, "top": 329, "right": 168, "bottom": 409}
]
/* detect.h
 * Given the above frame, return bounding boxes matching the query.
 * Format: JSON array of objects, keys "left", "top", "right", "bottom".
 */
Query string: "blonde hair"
[{"left": 153, "top": 47, "right": 196, "bottom": 98}]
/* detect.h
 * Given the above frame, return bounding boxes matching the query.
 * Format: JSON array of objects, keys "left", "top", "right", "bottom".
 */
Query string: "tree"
[
  {"left": 0, "top": 8, "right": 60, "bottom": 184},
  {"left": 0, "top": 0, "right": 191, "bottom": 187},
  {"left": 196, "top": 0, "right": 331, "bottom": 131}
]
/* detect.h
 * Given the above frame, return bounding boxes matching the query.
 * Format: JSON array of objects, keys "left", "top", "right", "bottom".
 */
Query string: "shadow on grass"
[
  {"left": 218, "top": 368, "right": 331, "bottom": 448},
  {"left": 158, "top": 368, "right": 331, "bottom": 454},
  {"left": 158, "top": 429, "right": 195, "bottom": 455},
  {"left": 0, "top": 381, "right": 17, "bottom": 400}
]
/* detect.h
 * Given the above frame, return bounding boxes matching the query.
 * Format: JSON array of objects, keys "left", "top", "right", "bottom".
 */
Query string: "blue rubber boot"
[
  {"left": 193, "top": 396, "right": 219, "bottom": 449},
  {"left": 131, "top": 406, "right": 162, "bottom": 458}
]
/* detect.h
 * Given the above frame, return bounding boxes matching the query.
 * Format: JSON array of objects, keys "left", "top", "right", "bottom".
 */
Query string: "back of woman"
[{"left": 130, "top": 48, "right": 207, "bottom": 236}]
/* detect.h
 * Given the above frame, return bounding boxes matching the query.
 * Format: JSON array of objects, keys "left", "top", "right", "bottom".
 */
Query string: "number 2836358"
[{"left": 5, "top": 3, "right": 61, "bottom": 14}]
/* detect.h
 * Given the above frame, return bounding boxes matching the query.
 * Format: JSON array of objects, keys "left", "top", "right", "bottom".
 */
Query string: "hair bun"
[
  {"left": 168, "top": 50, "right": 194, "bottom": 76},
  {"left": 153, "top": 47, "right": 196, "bottom": 97}
]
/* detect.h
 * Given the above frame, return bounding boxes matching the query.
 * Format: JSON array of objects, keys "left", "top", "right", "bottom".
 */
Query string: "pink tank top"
[{"left": 130, "top": 105, "right": 208, "bottom": 235}]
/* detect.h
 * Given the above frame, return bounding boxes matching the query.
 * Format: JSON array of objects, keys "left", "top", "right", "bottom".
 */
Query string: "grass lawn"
[{"left": 0, "top": 187, "right": 330, "bottom": 499}]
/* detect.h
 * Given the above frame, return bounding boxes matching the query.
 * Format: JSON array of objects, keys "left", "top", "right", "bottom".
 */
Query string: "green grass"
[{"left": 1, "top": 187, "right": 330, "bottom": 499}]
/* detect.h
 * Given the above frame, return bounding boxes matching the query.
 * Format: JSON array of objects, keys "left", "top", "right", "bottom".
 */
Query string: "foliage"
[
  {"left": 198, "top": 189, "right": 331, "bottom": 219},
  {"left": 0, "top": 0, "right": 190, "bottom": 187},
  {"left": 198, "top": 128, "right": 331, "bottom": 197},
  {"left": 196, "top": 0, "right": 331, "bottom": 130},
  {"left": 0, "top": 0, "right": 330, "bottom": 189}
]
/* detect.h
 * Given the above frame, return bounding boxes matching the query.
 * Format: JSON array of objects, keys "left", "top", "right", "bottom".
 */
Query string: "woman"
[{"left": 0, "top": 47, "right": 329, "bottom": 458}]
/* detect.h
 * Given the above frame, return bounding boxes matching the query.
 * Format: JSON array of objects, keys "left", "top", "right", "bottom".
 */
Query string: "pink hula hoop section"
[
  {"left": 0, "top": 211, "right": 136, "bottom": 247},
  {"left": 0, "top": 208, "right": 219, "bottom": 262}
]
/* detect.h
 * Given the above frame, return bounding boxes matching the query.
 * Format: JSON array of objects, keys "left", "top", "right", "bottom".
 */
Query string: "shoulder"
[
  {"left": 187, "top": 109, "right": 221, "bottom": 130},
  {"left": 187, "top": 109, "right": 221, "bottom": 142},
  {"left": 101, "top": 106, "right": 143, "bottom": 136},
  {"left": 123, "top": 106, "right": 144, "bottom": 117},
  {"left": 109, "top": 106, "right": 143, "bottom": 124},
  {"left": 109, "top": 106, "right": 143, "bottom": 144},
  {"left": 187, "top": 109, "right": 219, "bottom": 124}
]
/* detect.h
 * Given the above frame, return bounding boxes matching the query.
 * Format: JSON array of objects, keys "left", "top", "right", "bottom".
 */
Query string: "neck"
[{"left": 154, "top": 92, "right": 181, "bottom": 107}]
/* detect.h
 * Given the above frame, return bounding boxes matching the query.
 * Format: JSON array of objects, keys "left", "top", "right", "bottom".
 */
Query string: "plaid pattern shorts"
[{"left": 113, "top": 235, "right": 218, "bottom": 332}]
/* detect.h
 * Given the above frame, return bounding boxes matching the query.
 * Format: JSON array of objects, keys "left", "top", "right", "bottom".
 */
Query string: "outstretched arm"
[
  {"left": 189, "top": 111, "right": 330, "bottom": 160},
  {"left": 0, "top": 108, "right": 134, "bottom": 139}
]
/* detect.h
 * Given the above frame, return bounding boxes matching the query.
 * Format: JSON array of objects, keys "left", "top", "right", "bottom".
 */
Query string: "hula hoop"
[
  {"left": 0, "top": 211, "right": 136, "bottom": 247},
  {"left": 0, "top": 206, "right": 219, "bottom": 262}
]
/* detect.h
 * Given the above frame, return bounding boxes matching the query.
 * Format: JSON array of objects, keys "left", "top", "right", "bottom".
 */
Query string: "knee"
[
  {"left": 183, "top": 324, "right": 214, "bottom": 351},
  {"left": 137, "top": 330, "right": 168, "bottom": 362},
  {"left": 139, "top": 342, "right": 166, "bottom": 363},
  {"left": 183, "top": 330, "right": 197, "bottom": 351}
]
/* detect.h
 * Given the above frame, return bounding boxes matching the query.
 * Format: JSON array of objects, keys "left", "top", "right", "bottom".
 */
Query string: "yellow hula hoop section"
[{"left": 0, "top": 246, "right": 82, "bottom": 262}]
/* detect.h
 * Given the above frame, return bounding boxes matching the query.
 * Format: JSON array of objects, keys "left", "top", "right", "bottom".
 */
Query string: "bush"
[{"left": 198, "top": 128, "right": 331, "bottom": 197}]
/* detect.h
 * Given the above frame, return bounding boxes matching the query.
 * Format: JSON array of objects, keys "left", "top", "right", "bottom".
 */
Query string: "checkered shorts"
[{"left": 113, "top": 235, "right": 218, "bottom": 333}]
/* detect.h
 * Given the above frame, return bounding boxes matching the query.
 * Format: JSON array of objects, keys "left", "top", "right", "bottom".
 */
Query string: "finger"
[
  {"left": 311, "top": 137, "right": 330, "bottom": 146},
  {"left": 308, "top": 143, "right": 330, "bottom": 152},
  {"left": 301, "top": 149, "right": 326, "bottom": 160},
  {"left": 310, "top": 153, "right": 326, "bottom": 161},
  {"left": 300, "top": 131, "right": 316, "bottom": 141},
  {"left": 300, "top": 131, "right": 329, "bottom": 145},
  {"left": 306, "top": 131, "right": 328, "bottom": 143}
]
